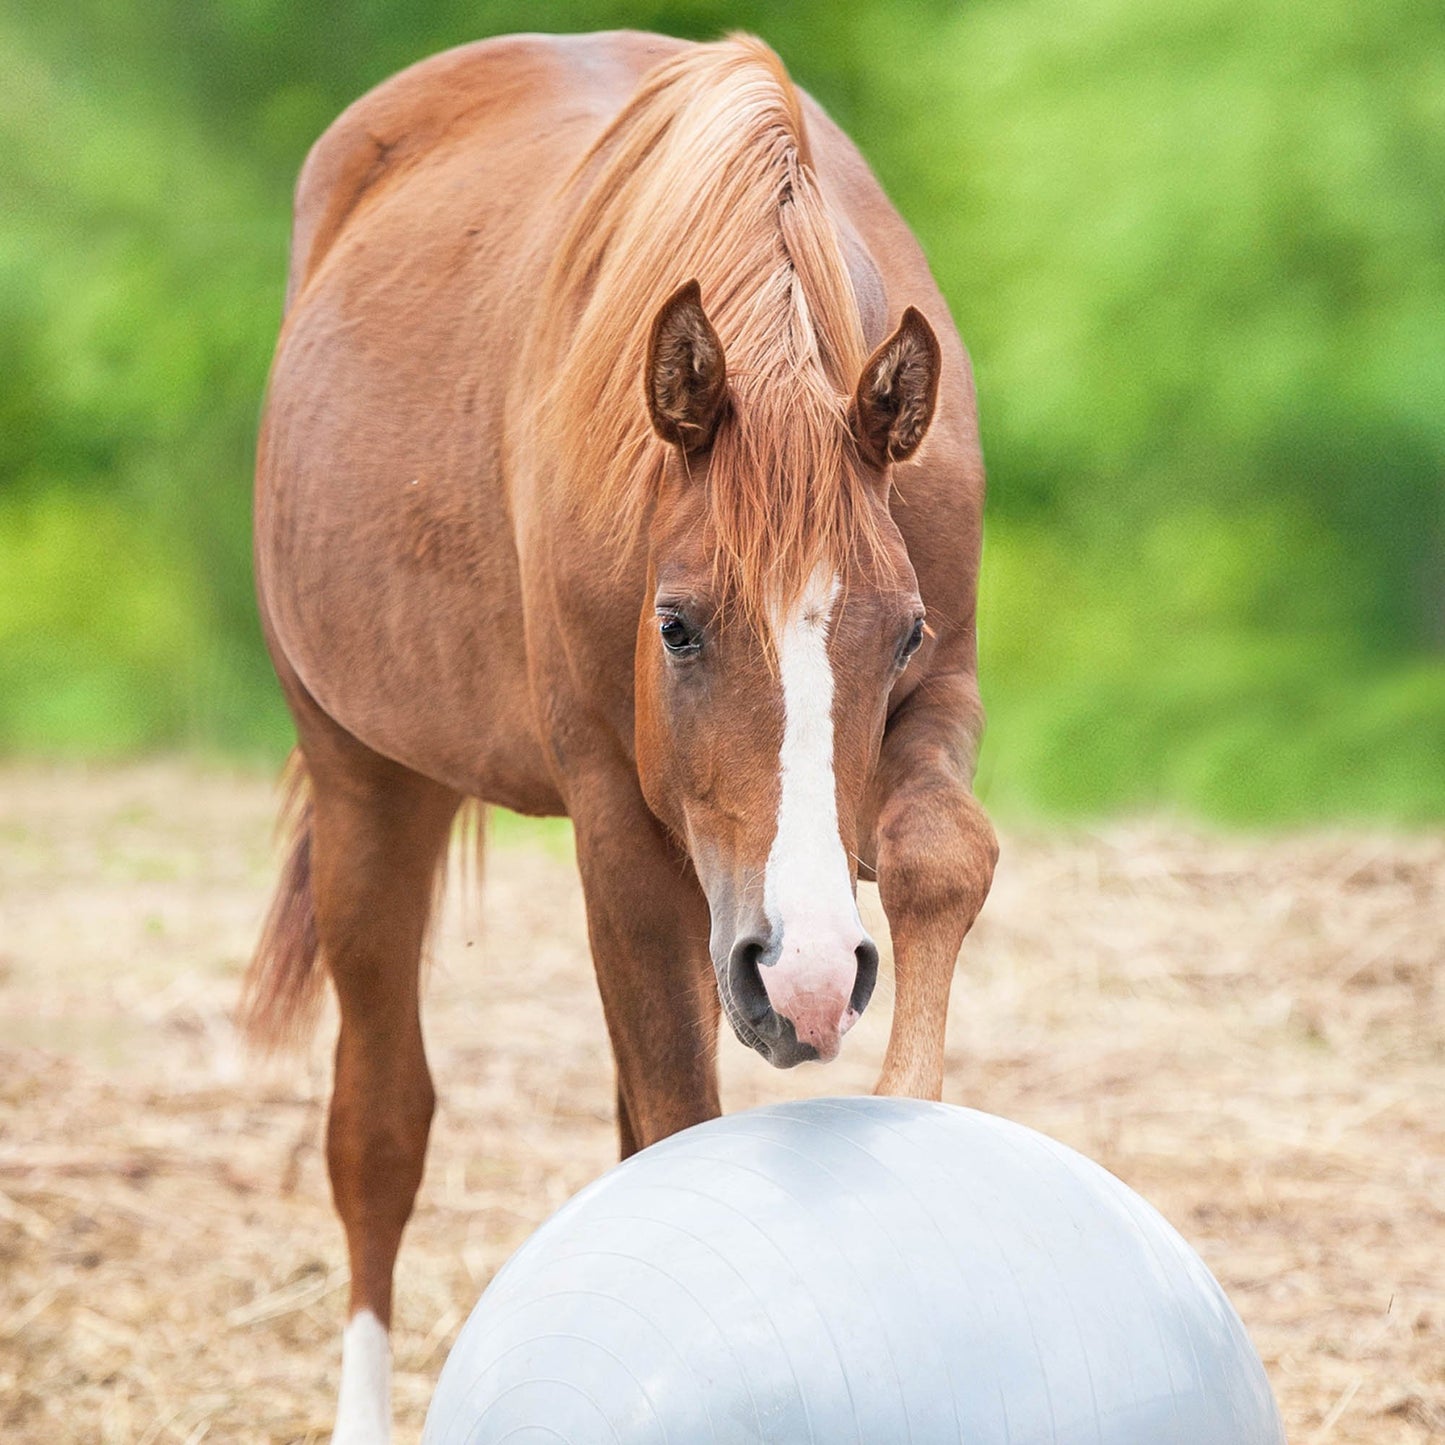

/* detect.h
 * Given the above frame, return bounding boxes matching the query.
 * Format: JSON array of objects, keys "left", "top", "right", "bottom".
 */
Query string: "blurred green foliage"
[{"left": 2, "top": 0, "right": 1441, "bottom": 819}]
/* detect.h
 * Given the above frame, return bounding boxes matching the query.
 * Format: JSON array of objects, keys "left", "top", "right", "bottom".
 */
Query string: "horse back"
[{"left": 285, "top": 31, "right": 687, "bottom": 312}]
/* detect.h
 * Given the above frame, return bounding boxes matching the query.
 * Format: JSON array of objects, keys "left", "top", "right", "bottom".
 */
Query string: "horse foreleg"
[
  {"left": 864, "top": 680, "right": 998, "bottom": 1100},
  {"left": 572, "top": 780, "right": 721, "bottom": 1152},
  {"left": 615, "top": 1079, "right": 641, "bottom": 1158},
  {"left": 305, "top": 738, "right": 459, "bottom": 1445}
]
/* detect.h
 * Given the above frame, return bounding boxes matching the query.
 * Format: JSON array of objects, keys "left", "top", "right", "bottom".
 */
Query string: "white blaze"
[
  {"left": 761, "top": 570, "right": 867, "bottom": 1055},
  {"left": 334, "top": 1308, "right": 391, "bottom": 1445}
]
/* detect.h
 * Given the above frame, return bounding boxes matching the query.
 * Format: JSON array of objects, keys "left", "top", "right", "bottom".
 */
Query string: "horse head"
[{"left": 633, "top": 280, "right": 942, "bottom": 1067}]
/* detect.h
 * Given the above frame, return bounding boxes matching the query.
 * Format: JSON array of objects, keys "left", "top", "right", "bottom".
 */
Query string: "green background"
[{"left": 3, "top": 0, "right": 1441, "bottom": 821}]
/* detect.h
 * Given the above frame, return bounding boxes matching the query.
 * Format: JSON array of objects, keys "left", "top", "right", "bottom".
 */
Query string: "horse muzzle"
[{"left": 719, "top": 921, "right": 879, "bottom": 1068}]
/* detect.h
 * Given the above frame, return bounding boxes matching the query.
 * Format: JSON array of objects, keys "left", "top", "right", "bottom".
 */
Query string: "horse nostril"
[
  {"left": 727, "top": 935, "right": 774, "bottom": 1026},
  {"left": 851, "top": 936, "right": 880, "bottom": 1016}
]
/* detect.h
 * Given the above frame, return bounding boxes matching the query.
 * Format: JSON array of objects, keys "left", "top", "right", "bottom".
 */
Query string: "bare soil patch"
[{"left": 1, "top": 762, "right": 1441, "bottom": 1442}]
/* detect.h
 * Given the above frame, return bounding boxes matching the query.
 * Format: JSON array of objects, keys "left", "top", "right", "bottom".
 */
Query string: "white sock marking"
[
  {"left": 762, "top": 570, "right": 867, "bottom": 1048},
  {"left": 334, "top": 1308, "right": 391, "bottom": 1445}
]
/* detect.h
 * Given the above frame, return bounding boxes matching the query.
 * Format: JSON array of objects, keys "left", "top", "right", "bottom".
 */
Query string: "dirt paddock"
[{"left": 0, "top": 762, "right": 1441, "bottom": 1442}]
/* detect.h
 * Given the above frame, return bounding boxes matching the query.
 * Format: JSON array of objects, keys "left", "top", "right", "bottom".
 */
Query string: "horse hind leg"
[
  {"left": 319, "top": 755, "right": 460, "bottom": 1441},
  {"left": 249, "top": 701, "right": 461, "bottom": 1444}
]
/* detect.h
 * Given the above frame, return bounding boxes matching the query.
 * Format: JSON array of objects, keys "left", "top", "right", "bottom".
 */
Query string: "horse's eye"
[
  {"left": 659, "top": 611, "right": 700, "bottom": 656},
  {"left": 900, "top": 616, "right": 926, "bottom": 665}
]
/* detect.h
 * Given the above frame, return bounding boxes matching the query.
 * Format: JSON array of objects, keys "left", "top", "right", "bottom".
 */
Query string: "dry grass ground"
[{"left": 0, "top": 762, "right": 1441, "bottom": 1443}]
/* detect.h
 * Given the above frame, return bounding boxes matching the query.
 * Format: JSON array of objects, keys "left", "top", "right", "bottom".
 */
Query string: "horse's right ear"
[{"left": 645, "top": 280, "right": 728, "bottom": 454}]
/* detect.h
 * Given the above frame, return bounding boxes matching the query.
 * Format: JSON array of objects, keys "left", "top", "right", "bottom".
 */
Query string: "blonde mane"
[{"left": 535, "top": 35, "right": 883, "bottom": 632}]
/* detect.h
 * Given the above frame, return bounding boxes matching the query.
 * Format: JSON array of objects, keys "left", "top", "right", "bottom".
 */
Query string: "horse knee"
[{"left": 878, "top": 783, "right": 997, "bottom": 927}]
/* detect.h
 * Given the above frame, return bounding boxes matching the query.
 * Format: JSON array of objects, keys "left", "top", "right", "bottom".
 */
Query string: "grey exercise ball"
[{"left": 425, "top": 1097, "right": 1285, "bottom": 1444}]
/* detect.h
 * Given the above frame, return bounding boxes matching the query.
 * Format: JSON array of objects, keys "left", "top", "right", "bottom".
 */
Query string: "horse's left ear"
[
  {"left": 849, "top": 307, "right": 941, "bottom": 467},
  {"left": 645, "top": 279, "right": 728, "bottom": 454}
]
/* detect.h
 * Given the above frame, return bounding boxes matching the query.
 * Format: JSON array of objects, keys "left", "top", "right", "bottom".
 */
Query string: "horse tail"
[
  {"left": 449, "top": 797, "right": 488, "bottom": 946},
  {"left": 240, "top": 752, "right": 324, "bottom": 1051}
]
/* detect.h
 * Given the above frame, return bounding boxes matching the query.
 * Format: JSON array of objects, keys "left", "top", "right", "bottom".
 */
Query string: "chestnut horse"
[{"left": 248, "top": 30, "right": 997, "bottom": 1443}]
